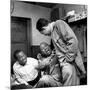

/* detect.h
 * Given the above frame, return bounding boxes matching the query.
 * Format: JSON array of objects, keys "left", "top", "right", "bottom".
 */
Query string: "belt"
[{"left": 28, "top": 71, "right": 41, "bottom": 86}]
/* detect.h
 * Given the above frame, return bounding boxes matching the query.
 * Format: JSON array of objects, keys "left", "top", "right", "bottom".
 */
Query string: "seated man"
[
  {"left": 35, "top": 42, "right": 62, "bottom": 88},
  {"left": 12, "top": 50, "right": 41, "bottom": 88}
]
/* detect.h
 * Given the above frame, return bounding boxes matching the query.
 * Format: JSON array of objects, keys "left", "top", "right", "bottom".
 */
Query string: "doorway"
[{"left": 11, "top": 16, "right": 31, "bottom": 73}]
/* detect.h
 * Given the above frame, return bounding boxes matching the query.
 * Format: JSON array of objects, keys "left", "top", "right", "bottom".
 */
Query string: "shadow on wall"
[{"left": 31, "top": 46, "right": 40, "bottom": 59}]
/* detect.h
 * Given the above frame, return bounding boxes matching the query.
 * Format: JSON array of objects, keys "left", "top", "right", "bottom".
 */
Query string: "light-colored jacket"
[{"left": 51, "top": 20, "right": 86, "bottom": 74}]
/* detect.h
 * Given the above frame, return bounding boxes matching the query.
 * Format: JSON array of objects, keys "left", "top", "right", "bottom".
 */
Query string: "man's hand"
[
  {"left": 37, "top": 53, "right": 42, "bottom": 60},
  {"left": 79, "top": 72, "right": 87, "bottom": 79},
  {"left": 24, "top": 82, "right": 29, "bottom": 85}
]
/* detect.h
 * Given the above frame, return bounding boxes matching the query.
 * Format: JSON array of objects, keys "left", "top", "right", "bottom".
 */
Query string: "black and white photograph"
[{"left": 10, "top": 0, "right": 87, "bottom": 89}]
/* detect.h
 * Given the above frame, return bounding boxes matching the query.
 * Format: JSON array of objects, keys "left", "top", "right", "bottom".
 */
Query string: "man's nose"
[{"left": 22, "top": 56, "right": 26, "bottom": 60}]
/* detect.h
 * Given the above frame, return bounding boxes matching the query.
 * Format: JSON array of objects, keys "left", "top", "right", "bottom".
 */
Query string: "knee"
[
  {"left": 63, "top": 66, "right": 73, "bottom": 77},
  {"left": 62, "top": 68, "right": 73, "bottom": 83},
  {"left": 40, "top": 75, "right": 49, "bottom": 82},
  {"left": 36, "top": 75, "right": 50, "bottom": 88},
  {"left": 67, "top": 69, "right": 73, "bottom": 76}
]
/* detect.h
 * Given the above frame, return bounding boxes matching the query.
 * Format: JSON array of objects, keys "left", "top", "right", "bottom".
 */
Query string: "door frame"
[{"left": 11, "top": 16, "right": 32, "bottom": 57}]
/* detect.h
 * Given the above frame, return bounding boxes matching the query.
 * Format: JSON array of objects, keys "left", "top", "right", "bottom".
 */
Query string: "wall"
[
  {"left": 11, "top": 1, "right": 51, "bottom": 45},
  {"left": 63, "top": 4, "right": 87, "bottom": 15},
  {"left": 52, "top": 3, "right": 87, "bottom": 18}
]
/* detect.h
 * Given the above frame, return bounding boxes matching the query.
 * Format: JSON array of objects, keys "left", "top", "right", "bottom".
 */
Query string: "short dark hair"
[
  {"left": 13, "top": 50, "right": 22, "bottom": 60},
  {"left": 40, "top": 42, "right": 50, "bottom": 47},
  {"left": 36, "top": 18, "right": 49, "bottom": 32}
]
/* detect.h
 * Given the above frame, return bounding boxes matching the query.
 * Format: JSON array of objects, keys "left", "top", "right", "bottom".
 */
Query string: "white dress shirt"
[{"left": 13, "top": 57, "right": 39, "bottom": 84}]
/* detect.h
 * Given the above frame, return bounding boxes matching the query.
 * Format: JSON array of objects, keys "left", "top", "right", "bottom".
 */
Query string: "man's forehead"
[
  {"left": 40, "top": 43, "right": 49, "bottom": 48},
  {"left": 17, "top": 51, "right": 24, "bottom": 56}
]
